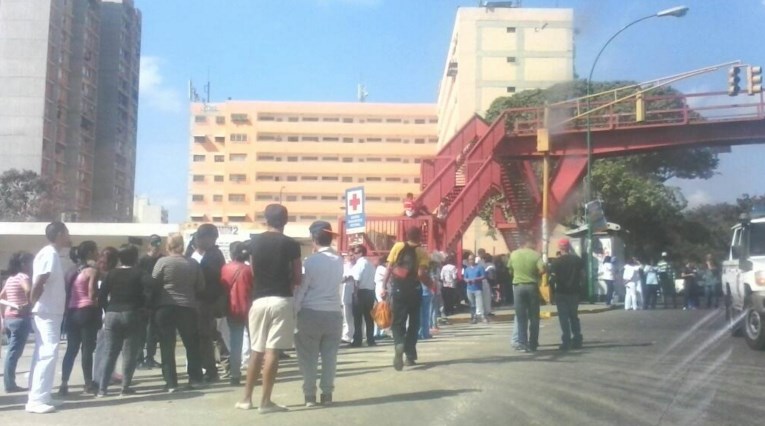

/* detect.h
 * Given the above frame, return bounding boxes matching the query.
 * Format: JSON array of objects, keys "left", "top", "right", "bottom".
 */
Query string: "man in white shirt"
[
  {"left": 293, "top": 221, "right": 344, "bottom": 407},
  {"left": 26, "top": 221, "right": 71, "bottom": 414},
  {"left": 350, "top": 245, "right": 377, "bottom": 347},
  {"left": 439, "top": 257, "right": 458, "bottom": 316},
  {"left": 340, "top": 256, "right": 355, "bottom": 344}
]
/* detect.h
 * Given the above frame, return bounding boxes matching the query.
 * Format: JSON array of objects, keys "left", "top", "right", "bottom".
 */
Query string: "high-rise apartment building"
[
  {"left": 188, "top": 101, "right": 438, "bottom": 230},
  {"left": 0, "top": 0, "right": 141, "bottom": 221},
  {"left": 92, "top": 0, "right": 141, "bottom": 221},
  {"left": 436, "top": 6, "right": 574, "bottom": 146}
]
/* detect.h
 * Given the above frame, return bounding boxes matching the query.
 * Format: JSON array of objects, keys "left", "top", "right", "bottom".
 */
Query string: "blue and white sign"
[{"left": 345, "top": 186, "right": 366, "bottom": 234}]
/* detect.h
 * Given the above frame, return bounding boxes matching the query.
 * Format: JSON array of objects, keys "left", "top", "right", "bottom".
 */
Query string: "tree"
[
  {"left": 482, "top": 80, "right": 719, "bottom": 258},
  {"left": 0, "top": 169, "right": 58, "bottom": 221}
]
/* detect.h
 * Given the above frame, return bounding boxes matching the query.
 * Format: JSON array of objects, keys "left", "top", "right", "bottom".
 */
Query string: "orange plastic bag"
[{"left": 373, "top": 300, "right": 392, "bottom": 329}]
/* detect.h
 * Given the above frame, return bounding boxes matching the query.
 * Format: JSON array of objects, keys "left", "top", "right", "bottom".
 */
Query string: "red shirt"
[{"left": 220, "top": 261, "right": 253, "bottom": 322}]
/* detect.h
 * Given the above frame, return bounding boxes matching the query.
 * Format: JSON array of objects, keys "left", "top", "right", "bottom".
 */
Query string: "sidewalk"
[{"left": 445, "top": 302, "right": 618, "bottom": 324}]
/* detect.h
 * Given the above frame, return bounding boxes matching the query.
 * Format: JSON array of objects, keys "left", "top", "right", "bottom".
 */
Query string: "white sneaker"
[
  {"left": 46, "top": 398, "right": 64, "bottom": 407},
  {"left": 25, "top": 403, "right": 56, "bottom": 414},
  {"left": 258, "top": 402, "right": 288, "bottom": 414}
]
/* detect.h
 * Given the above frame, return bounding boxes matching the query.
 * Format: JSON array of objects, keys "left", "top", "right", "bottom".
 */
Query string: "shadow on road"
[{"left": 334, "top": 388, "right": 480, "bottom": 407}]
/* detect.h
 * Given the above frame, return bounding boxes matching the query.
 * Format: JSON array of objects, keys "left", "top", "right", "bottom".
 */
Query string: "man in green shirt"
[{"left": 507, "top": 235, "right": 545, "bottom": 352}]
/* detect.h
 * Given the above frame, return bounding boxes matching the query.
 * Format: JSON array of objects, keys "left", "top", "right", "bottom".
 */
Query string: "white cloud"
[
  {"left": 686, "top": 189, "right": 712, "bottom": 208},
  {"left": 139, "top": 56, "right": 184, "bottom": 113}
]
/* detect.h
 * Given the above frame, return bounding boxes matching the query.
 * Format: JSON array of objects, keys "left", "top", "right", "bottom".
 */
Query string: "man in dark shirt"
[
  {"left": 550, "top": 239, "right": 585, "bottom": 350},
  {"left": 190, "top": 224, "right": 227, "bottom": 382},
  {"left": 136, "top": 234, "right": 163, "bottom": 369},
  {"left": 236, "top": 204, "right": 302, "bottom": 413}
]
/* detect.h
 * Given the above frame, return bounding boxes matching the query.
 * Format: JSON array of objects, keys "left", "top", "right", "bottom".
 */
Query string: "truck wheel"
[{"left": 744, "top": 308, "right": 765, "bottom": 350}]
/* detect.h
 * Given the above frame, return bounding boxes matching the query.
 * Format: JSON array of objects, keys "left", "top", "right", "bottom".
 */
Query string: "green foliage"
[{"left": 0, "top": 169, "right": 58, "bottom": 222}]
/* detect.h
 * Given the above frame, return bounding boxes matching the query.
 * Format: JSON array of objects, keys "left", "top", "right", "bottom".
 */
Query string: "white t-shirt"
[
  {"left": 440, "top": 264, "right": 458, "bottom": 288},
  {"left": 374, "top": 265, "right": 387, "bottom": 301},
  {"left": 32, "top": 244, "right": 67, "bottom": 315},
  {"left": 350, "top": 257, "right": 376, "bottom": 291},
  {"left": 600, "top": 262, "right": 614, "bottom": 281}
]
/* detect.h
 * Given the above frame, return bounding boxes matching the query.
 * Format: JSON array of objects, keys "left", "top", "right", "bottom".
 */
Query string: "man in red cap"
[{"left": 549, "top": 238, "right": 585, "bottom": 350}]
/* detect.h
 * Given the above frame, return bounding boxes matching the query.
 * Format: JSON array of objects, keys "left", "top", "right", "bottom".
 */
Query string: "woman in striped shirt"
[{"left": 0, "top": 251, "right": 34, "bottom": 392}]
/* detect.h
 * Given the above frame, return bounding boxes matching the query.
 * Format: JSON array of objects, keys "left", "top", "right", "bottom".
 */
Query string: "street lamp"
[{"left": 583, "top": 5, "right": 688, "bottom": 301}]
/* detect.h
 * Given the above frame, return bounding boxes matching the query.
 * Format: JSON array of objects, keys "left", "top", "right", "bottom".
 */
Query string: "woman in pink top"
[
  {"left": 1, "top": 251, "right": 34, "bottom": 392},
  {"left": 59, "top": 240, "right": 101, "bottom": 396}
]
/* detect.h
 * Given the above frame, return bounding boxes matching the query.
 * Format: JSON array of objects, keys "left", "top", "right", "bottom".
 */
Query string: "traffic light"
[
  {"left": 728, "top": 66, "right": 741, "bottom": 96},
  {"left": 747, "top": 65, "right": 762, "bottom": 95}
]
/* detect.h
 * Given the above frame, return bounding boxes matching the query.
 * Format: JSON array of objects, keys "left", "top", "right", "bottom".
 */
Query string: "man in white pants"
[
  {"left": 27, "top": 222, "right": 71, "bottom": 414},
  {"left": 340, "top": 256, "right": 355, "bottom": 344}
]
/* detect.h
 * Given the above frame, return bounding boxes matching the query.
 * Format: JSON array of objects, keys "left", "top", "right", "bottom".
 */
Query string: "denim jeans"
[
  {"left": 555, "top": 293, "right": 582, "bottom": 347},
  {"left": 513, "top": 284, "right": 540, "bottom": 349},
  {"left": 4, "top": 317, "right": 31, "bottom": 391},
  {"left": 466, "top": 289, "right": 484, "bottom": 318},
  {"left": 61, "top": 306, "right": 101, "bottom": 385},
  {"left": 226, "top": 317, "right": 246, "bottom": 380},
  {"left": 99, "top": 310, "right": 141, "bottom": 393},
  {"left": 431, "top": 291, "right": 443, "bottom": 326},
  {"left": 419, "top": 291, "right": 432, "bottom": 339}
]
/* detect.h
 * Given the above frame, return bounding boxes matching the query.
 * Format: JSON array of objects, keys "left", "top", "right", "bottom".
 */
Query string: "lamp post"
[{"left": 584, "top": 5, "right": 688, "bottom": 301}]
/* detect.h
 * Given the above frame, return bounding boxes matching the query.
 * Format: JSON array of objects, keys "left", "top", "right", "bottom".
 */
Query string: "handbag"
[
  {"left": 372, "top": 300, "right": 392, "bottom": 329},
  {"left": 213, "top": 265, "right": 244, "bottom": 318}
]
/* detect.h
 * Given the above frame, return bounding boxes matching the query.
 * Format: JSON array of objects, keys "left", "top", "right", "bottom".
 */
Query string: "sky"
[{"left": 133, "top": 0, "right": 765, "bottom": 222}]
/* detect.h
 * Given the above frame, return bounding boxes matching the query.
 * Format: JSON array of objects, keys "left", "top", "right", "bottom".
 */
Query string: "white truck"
[{"left": 724, "top": 212, "right": 765, "bottom": 350}]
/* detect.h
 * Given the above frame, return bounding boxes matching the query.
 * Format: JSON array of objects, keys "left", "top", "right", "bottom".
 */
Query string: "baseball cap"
[
  {"left": 149, "top": 234, "right": 162, "bottom": 247},
  {"left": 309, "top": 220, "right": 339, "bottom": 238},
  {"left": 558, "top": 238, "right": 571, "bottom": 250},
  {"left": 264, "top": 204, "right": 289, "bottom": 228}
]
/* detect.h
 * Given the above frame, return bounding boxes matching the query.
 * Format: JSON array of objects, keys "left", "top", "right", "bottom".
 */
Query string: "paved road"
[{"left": 1, "top": 307, "right": 763, "bottom": 425}]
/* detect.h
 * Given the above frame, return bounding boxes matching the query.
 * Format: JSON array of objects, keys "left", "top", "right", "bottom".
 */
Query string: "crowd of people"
[
  {"left": 0, "top": 205, "right": 596, "bottom": 415},
  {"left": 598, "top": 251, "right": 722, "bottom": 311}
]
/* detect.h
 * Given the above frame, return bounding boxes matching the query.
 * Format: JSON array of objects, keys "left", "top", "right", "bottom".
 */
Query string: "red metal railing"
[{"left": 337, "top": 216, "right": 434, "bottom": 257}]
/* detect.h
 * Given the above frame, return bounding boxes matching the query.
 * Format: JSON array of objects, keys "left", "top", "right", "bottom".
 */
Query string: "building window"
[
  {"left": 366, "top": 157, "right": 382, "bottom": 162},
  {"left": 287, "top": 156, "right": 298, "bottom": 162},
  {"left": 216, "top": 116, "right": 225, "bottom": 124},
  {"left": 230, "top": 153, "right": 247, "bottom": 162},
  {"left": 256, "top": 194, "right": 273, "bottom": 201},
  {"left": 230, "top": 174, "right": 247, "bottom": 183},
  {"left": 322, "top": 156, "right": 338, "bottom": 161},
  {"left": 256, "top": 175, "right": 276, "bottom": 181},
  {"left": 322, "top": 117, "right": 340, "bottom": 122},
  {"left": 343, "top": 137, "right": 353, "bottom": 143},
  {"left": 366, "top": 177, "right": 381, "bottom": 182},
  {"left": 287, "top": 136, "right": 299, "bottom": 142},
  {"left": 193, "top": 136, "right": 206, "bottom": 144},
  {"left": 192, "top": 175, "right": 205, "bottom": 182},
  {"left": 287, "top": 215, "right": 297, "bottom": 222},
  {"left": 414, "top": 119, "right": 425, "bottom": 124},
  {"left": 212, "top": 216, "right": 223, "bottom": 223},
  {"left": 301, "top": 215, "right": 317, "bottom": 221},
  {"left": 214, "top": 175, "right": 224, "bottom": 183},
  {"left": 257, "top": 155, "right": 275, "bottom": 161},
  {"left": 385, "top": 177, "right": 401, "bottom": 182},
  {"left": 286, "top": 195, "right": 297, "bottom": 202},
  {"left": 192, "top": 194, "right": 204, "bottom": 201},
  {"left": 342, "top": 157, "right": 353, "bottom": 163},
  {"left": 385, "top": 118, "right": 402, "bottom": 123},
  {"left": 214, "top": 155, "right": 225, "bottom": 162},
  {"left": 301, "top": 176, "right": 318, "bottom": 181},
  {"left": 257, "top": 115, "right": 275, "bottom": 121},
  {"left": 228, "top": 215, "right": 247, "bottom": 222},
  {"left": 302, "top": 117, "right": 319, "bottom": 122},
  {"left": 386, "top": 158, "right": 402, "bottom": 162},
  {"left": 506, "top": 86, "right": 516, "bottom": 93},
  {"left": 321, "top": 195, "right": 338, "bottom": 201},
  {"left": 193, "top": 155, "right": 205, "bottom": 162},
  {"left": 303, "top": 136, "right": 319, "bottom": 142},
  {"left": 414, "top": 138, "right": 425, "bottom": 144},
  {"left": 213, "top": 194, "right": 223, "bottom": 202},
  {"left": 257, "top": 135, "right": 277, "bottom": 141},
  {"left": 230, "top": 133, "right": 248, "bottom": 142},
  {"left": 367, "top": 138, "right": 382, "bottom": 143},
  {"left": 321, "top": 176, "right": 338, "bottom": 181},
  {"left": 287, "top": 176, "right": 298, "bottom": 181},
  {"left": 228, "top": 194, "right": 246, "bottom": 202},
  {"left": 302, "top": 156, "right": 318, "bottom": 161},
  {"left": 287, "top": 117, "right": 299, "bottom": 122},
  {"left": 385, "top": 197, "right": 400, "bottom": 202},
  {"left": 231, "top": 113, "right": 249, "bottom": 123},
  {"left": 322, "top": 137, "right": 339, "bottom": 142},
  {"left": 194, "top": 115, "right": 207, "bottom": 123},
  {"left": 367, "top": 196, "right": 381, "bottom": 201},
  {"left": 342, "top": 177, "right": 353, "bottom": 182},
  {"left": 506, "top": 57, "right": 517, "bottom": 63},
  {"left": 506, "top": 27, "right": 516, "bottom": 33},
  {"left": 342, "top": 118, "right": 354, "bottom": 123},
  {"left": 367, "top": 118, "right": 382, "bottom": 123},
  {"left": 215, "top": 136, "right": 225, "bottom": 143},
  {"left": 302, "top": 195, "right": 317, "bottom": 200}
]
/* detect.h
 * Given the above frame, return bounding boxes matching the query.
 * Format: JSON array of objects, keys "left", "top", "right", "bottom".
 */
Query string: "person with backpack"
[{"left": 381, "top": 227, "right": 432, "bottom": 370}]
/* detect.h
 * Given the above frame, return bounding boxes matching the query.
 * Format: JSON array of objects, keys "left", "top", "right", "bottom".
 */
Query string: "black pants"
[
  {"left": 644, "top": 285, "right": 659, "bottom": 309},
  {"left": 442, "top": 287, "right": 458, "bottom": 316},
  {"left": 154, "top": 305, "right": 202, "bottom": 387},
  {"left": 353, "top": 289, "right": 376, "bottom": 345},
  {"left": 197, "top": 303, "right": 218, "bottom": 378},
  {"left": 62, "top": 306, "right": 101, "bottom": 384},
  {"left": 391, "top": 283, "right": 422, "bottom": 361},
  {"left": 100, "top": 310, "right": 141, "bottom": 393}
]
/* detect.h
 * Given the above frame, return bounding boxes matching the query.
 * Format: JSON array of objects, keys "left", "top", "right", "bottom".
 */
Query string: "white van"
[{"left": 723, "top": 213, "right": 765, "bottom": 350}]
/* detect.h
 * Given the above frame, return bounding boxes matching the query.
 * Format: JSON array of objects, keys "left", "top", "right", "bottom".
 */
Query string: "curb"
[{"left": 446, "top": 304, "right": 618, "bottom": 324}]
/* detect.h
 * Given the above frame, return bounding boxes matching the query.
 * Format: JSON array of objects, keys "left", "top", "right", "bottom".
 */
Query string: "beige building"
[
  {"left": 187, "top": 101, "right": 438, "bottom": 230},
  {"left": 436, "top": 6, "right": 574, "bottom": 147}
]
